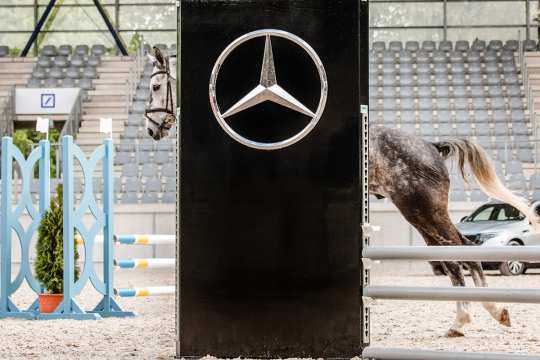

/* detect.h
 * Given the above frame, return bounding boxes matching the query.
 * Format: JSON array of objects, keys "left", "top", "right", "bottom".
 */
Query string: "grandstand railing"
[
  {"left": 126, "top": 42, "right": 145, "bottom": 114},
  {"left": 59, "top": 89, "right": 83, "bottom": 139}
]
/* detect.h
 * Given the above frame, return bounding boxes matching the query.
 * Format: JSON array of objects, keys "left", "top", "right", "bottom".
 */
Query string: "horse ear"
[
  {"left": 147, "top": 53, "right": 157, "bottom": 65},
  {"left": 153, "top": 47, "right": 165, "bottom": 66}
]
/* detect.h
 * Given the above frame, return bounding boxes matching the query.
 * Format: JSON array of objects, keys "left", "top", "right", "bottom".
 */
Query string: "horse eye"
[{"left": 152, "top": 84, "right": 161, "bottom": 91}]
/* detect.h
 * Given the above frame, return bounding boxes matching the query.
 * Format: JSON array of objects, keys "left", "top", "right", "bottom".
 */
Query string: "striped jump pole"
[
  {"left": 114, "top": 258, "right": 175, "bottom": 269},
  {"left": 114, "top": 286, "right": 175, "bottom": 297},
  {"left": 75, "top": 234, "right": 175, "bottom": 246}
]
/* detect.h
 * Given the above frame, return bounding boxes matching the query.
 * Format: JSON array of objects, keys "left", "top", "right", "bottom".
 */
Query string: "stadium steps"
[
  {"left": 524, "top": 53, "right": 540, "bottom": 121},
  {"left": 0, "top": 59, "right": 35, "bottom": 134},
  {"left": 75, "top": 57, "right": 134, "bottom": 153}
]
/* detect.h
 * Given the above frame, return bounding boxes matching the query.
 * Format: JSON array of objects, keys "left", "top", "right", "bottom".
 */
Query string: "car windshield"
[{"left": 466, "top": 204, "right": 525, "bottom": 222}]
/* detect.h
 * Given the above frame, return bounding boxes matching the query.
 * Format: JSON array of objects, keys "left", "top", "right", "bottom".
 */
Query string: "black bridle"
[{"left": 144, "top": 57, "right": 176, "bottom": 135}]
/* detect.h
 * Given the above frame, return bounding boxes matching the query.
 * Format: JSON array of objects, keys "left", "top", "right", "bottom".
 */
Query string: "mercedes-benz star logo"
[{"left": 209, "top": 29, "right": 328, "bottom": 150}]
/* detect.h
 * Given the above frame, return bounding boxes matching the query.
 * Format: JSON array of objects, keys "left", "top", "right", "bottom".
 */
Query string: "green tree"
[{"left": 34, "top": 183, "right": 79, "bottom": 294}]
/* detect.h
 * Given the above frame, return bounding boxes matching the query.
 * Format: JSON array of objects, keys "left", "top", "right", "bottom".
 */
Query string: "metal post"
[
  {"left": 443, "top": 0, "right": 448, "bottom": 41},
  {"left": 38, "top": 140, "right": 50, "bottom": 215},
  {"left": 93, "top": 0, "right": 128, "bottom": 56},
  {"left": 21, "top": 0, "right": 57, "bottom": 57},
  {"left": 526, "top": 0, "right": 531, "bottom": 40},
  {"left": 0, "top": 137, "right": 13, "bottom": 315},
  {"left": 175, "top": 0, "right": 181, "bottom": 357},
  {"left": 102, "top": 138, "right": 114, "bottom": 311}
]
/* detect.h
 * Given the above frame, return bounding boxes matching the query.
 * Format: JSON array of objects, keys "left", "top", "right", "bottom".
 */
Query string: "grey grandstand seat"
[
  {"left": 523, "top": 39, "right": 537, "bottom": 51},
  {"left": 37, "top": 56, "right": 52, "bottom": 68},
  {"left": 389, "top": 41, "right": 402, "bottom": 52},
  {"left": 417, "top": 74, "right": 431, "bottom": 86},
  {"left": 506, "top": 85, "right": 521, "bottom": 97},
  {"left": 122, "top": 163, "right": 139, "bottom": 178},
  {"left": 453, "top": 86, "right": 467, "bottom": 98},
  {"left": 456, "top": 123, "right": 471, "bottom": 136},
  {"left": 141, "top": 191, "right": 158, "bottom": 204},
  {"left": 450, "top": 63, "right": 465, "bottom": 74},
  {"left": 512, "top": 122, "right": 529, "bottom": 135},
  {"left": 435, "top": 86, "right": 449, "bottom": 97},
  {"left": 433, "top": 51, "right": 447, "bottom": 63},
  {"left": 27, "top": 78, "right": 41, "bottom": 88},
  {"left": 436, "top": 98, "right": 450, "bottom": 109},
  {"left": 382, "top": 63, "right": 396, "bottom": 74},
  {"left": 131, "top": 101, "right": 146, "bottom": 113},
  {"left": 492, "top": 109, "right": 506, "bottom": 123},
  {"left": 467, "top": 62, "right": 482, "bottom": 74},
  {"left": 530, "top": 173, "right": 540, "bottom": 190},
  {"left": 369, "top": 51, "right": 378, "bottom": 64},
  {"left": 32, "top": 67, "right": 48, "bottom": 80},
  {"left": 157, "top": 138, "right": 174, "bottom": 151},
  {"left": 437, "top": 110, "right": 451, "bottom": 122},
  {"left": 382, "top": 51, "right": 395, "bottom": 64},
  {"left": 504, "top": 40, "right": 519, "bottom": 51},
  {"left": 75, "top": 45, "right": 89, "bottom": 56},
  {"left": 382, "top": 87, "right": 397, "bottom": 98},
  {"left": 87, "top": 55, "right": 101, "bottom": 67},
  {"left": 449, "top": 51, "right": 463, "bottom": 63},
  {"left": 155, "top": 43, "right": 168, "bottom": 52},
  {"left": 41, "top": 45, "right": 57, "bottom": 57},
  {"left": 421, "top": 41, "right": 436, "bottom": 52},
  {"left": 470, "top": 86, "right": 485, "bottom": 98},
  {"left": 91, "top": 44, "right": 106, "bottom": 56},
  {"left": 169, "top": 44, "right": 177, "bottom": 53},
  {"left": 145, "top": 177, "right": 162, "bottom": 193},
  {"left": 433, "top": 63, "right": 447, "bottom": 74},
  {"left": 121, "top": 192, "right": 139, "bottom": 204},
  {"left": 455, "top": 41, "right": 469, "bottom": 52},
  {"left": 401, "top": 111, "right": 415, "bottom": 123},
  {"left": 473, "top": 110, "right": 489, "bottom": 122},
  {"left": 369, "top": 74, "right": 378, "bottom": 85},
  {"left": 398, "top": 51, "right": 413, "bottom": 64},
  {"left": 502, "top": 62, "right": 517, "bottom": 73},
  {"left": 452, "top": 73, "right": 465, "bottom": 86},
  {"left": 483, "top": 50, "right": 498, "bottom": 63},
  {"left": 439, "top": 40, "right": 452, "bottom": 52},
  {"left": 137, "top": 147, "right": 152, "bottom": 164},
  {"left": 49, "top": 67, "right": 65, "bottom": 79},
  {"left": 508, "top": 174, "right": 527, "bottom": 190},
  {"left": 470, "top": 189, "right": 488, "bottom": 202},
  {"left": 420, "top": 126, "right": 436, "bottom": 137},
  {"left": 418, "top": 98, "right": 432, "bottom": 110},
  {"left": 485, "top": 63, "right": 499, "bottom": 74},
  {"left": 405, "top": 41, "right": 419, "bottom": 52},
  {"left": 472, "top": 98, "right": 487, "bottom": 111},
  {"left": 92, "top": 177, "right": 103, "bottom": 193},
  {"left": 509, "top": 98, "right": 523, "bottom": 109},
  {"left": 471, "top": 40, "right": 486, "bottom": 52},
  {"left": 518, "top": 149, "right": 533, "bottom": 162},
  {"left": 154, "top": 150, "right": 169, "bottom": 165},
  {"left": 416, "top": 63, "right": 431, "bottom": 75},
  {"left": 70, "top": 54, "right": 85, "bottom": 67},
  {"left": 78, "top": 78, "right": 93, "bottom": 90},
  {"left": 416, "top": 51, "right": 430, "bottom": 63},
  {"left": 503, "top": 73, "right": 519, "bottom": 85},
  {"left": 135, "top": 88, "right": 148, "bottom": 101},
  {"left": 455, "top": 109, "right": 469, "bottom": 122},
  {"left": 469, "top": 73, "right": 483, "bottom": 86},
  {"left": 399, "top": 75, "right": 414, "bottom": 87},
  {"left": 141, "top": 163, "right": 158, "bottom": 178},
  {"left": 58, "top": 45, "right": 72, "bottom": 56},
  {"left": 162, "top": 192, "right": 175, "bottom": 203},
  {"left": 454, "top": 98, "right": 469, "bottom": 110},
  {"left": 417, "top": 86, "right": 431, "bottom": 98},
  {"left": 399, "top": 97, "right": 414, "bottom": 110},
  {"left": 114, "top": 151, "right": 130, "bottom": 165},
  {"left": 506, "top": 160, "right": 523, "bottom": 175},
  {"left": 66, "top": 66, "right": 81, "bottom": 79},
  {"left": 488, "top": 40, "right": 503, "bottom": 52},
  {"left": 511, "top": 109, "right": 525, "bottom": 122},
  {"left": 164, "top": 178, "right": 175, "bottom": 192},
  {"left": 450, "top": 190, "right": 467, "bottom": 201},
  {"left": 400, "top": 123, "right": 416, "bottom": 134},
  {"left": 62, "top": 78, "right": 76, "bottom": 87},
  {"left": 486, "top": 74, "right": 501, "bottom": 85},
  {"left": 44, "top": 78, "right": 58, "bottom": 87},
  {"left": 53, "top": 56, "right": 69, "bottom": 68},
  {"left": 381, "top": 111, "right": 396, "bottom": 124},
  {"left": 118, "top": 139, "right": 135, "bottom": 152},
  {"left": 0, "top": 46, "right": 9, "bottom": 57},
  {"left": 369, "top": 66, "right": 379, "bottom": 75},
  {"left": 418, "top": 110, "right": 432, "bottom": 123},
  {"left": 123, "top": 126, "right": 138, "bottom": 139},
  {"left": 399, "top": 63, "right": 413, "bottom": 75},
  {"left": 488, "top": 86, "right": 503, "bottom": 97},
  {"left": 438, "top": 123, "right": 454, "bottom": 136},
  {"left": 466, "top": 51, "right": 481, "bottom": 63},
  {"left": 162, "top": 163, "right": 176, "bottom": 177},
  {"left": 490, "top": 97, "right": 505, "bottom": 110},
  {"left": 82, "top": 67, "right": 97, "bottom": 79},
  {"left": 501, "top": 51, "right": 515, "bottom": 63}
]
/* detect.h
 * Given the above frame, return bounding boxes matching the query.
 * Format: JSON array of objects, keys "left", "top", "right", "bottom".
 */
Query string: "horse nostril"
[{"left": 147, "top": 129, "right": 154, "bottom": 137}]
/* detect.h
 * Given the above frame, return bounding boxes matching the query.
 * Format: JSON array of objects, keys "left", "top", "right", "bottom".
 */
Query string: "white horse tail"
[{"left": 434, "top": 139, "right": 538, "bottom": 229}]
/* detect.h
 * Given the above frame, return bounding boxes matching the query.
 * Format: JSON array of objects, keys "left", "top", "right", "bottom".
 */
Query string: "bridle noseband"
[{"left": 145, "top": 57, "right": 176, "bottom": 135}]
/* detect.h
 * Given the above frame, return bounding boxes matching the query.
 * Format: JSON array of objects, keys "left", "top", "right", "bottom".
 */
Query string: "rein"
[{"left": 145, "top": 59, "right": 176, "bottom": 134}]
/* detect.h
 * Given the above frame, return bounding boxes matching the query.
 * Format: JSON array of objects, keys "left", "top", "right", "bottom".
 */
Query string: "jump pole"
[
  {"left": 114, "top": 286, "right": 175, "bottom": 297},
  {"left": 114, "top": 258, "right": 175, "bottom": 269}
]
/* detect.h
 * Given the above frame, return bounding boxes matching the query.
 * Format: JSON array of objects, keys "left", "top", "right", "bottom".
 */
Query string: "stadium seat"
[
  {"left": 504, "top": 40, "right": 519, "bottom": 51},
  {"left": 41, "top": 45, "right": 58, "bottom": 57},
  {"left": 405, "top": 41, "right": 419, "bottom": 52},
  {"left": 523, "top": 39, "right": 537, "bottom": 51},
  {"left": 91, "top": 44, "right": 107, "bottom": 56},
  {"left": 455, "top": 41, "right": 469, "bottom": 52},
  {"left": 74, "top": 44, "right": 89, "bottom": 56},
  {"left": 0, "top": 46, "right": 9, "bottom": 57},
  {"left": 488, "top": 40, "right": 503, "bottom": 52},
  {"left": 58, "top": 45, "right": 73, "bottom": 56}
]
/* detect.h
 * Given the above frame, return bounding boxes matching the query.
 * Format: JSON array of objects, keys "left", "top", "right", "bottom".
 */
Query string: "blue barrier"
[{"left": 0, "top": 135, "right": 135, "bottom": 320}]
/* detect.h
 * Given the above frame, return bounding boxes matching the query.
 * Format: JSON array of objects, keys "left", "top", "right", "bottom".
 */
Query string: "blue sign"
[{"left": 41, "top": 94, "right": 55, "bottom": 108}]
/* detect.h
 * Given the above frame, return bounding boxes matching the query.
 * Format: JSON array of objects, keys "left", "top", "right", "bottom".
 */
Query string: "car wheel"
[{"left": 499, "top": 240, "right": 526, "bottom": 276}]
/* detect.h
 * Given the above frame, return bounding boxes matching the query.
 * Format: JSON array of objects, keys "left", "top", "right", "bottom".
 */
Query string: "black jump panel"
[{"left": 179, "top": 1, "right": 363, "bottom": 357}]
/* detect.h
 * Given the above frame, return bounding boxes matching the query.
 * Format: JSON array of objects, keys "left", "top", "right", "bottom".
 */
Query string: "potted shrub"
[{"left": 34, "top": 183, "right": 80, "bottom": 313}]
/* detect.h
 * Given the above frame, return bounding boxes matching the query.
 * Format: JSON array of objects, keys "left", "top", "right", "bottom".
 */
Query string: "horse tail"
[{"left": 433, "top": 139, "right": 538, "bottom": 230}]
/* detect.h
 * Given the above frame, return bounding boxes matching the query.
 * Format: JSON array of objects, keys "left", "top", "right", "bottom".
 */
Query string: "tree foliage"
[{"left": 35, "top": 183, "right": 79, "bottom": 294}]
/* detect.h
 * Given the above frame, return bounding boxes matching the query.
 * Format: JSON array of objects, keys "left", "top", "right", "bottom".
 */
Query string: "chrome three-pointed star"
[{"left": 222, "top": 35, "right": 315, "bottom": 119}]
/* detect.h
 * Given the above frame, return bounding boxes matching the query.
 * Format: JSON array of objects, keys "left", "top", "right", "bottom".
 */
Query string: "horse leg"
[
  {"left": 463, "top": 261, "right": 511, "bottom": 327},
  {"left": 441, "top": 261, "right": 472, "bottom": 337}
]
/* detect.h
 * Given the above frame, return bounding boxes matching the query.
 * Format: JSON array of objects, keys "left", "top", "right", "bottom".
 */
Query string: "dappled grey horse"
[
  {"left": 145, "top": 47, "right": 537, "bottom": 337},
  {"left": 370, "top": 126, "right": 537, "bottom": 336}
]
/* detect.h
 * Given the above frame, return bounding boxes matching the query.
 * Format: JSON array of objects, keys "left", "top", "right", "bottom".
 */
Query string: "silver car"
[{"left": 432, "top": 200, "right": 540, "bottom": 276}]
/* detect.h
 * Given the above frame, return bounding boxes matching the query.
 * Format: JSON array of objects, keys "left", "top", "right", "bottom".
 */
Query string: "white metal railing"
[
  {"left": 0, "top": 86, "right": 15, "bottom": 137},
  {"left": 59, "top": 89, "right": 84, "bottom": 139}
]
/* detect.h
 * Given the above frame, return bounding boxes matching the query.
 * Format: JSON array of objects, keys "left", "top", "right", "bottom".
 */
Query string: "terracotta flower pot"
[{"left": 38, "top": 293, "right": 63, "bottom": 313}]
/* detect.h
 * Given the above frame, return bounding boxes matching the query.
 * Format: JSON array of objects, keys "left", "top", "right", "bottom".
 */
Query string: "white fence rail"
[
  {"left": 363, "top": 246, "right": 540, "bottom": 261},
  {"left": 362, "top": 347, "right": 539, "bottom": 360}
]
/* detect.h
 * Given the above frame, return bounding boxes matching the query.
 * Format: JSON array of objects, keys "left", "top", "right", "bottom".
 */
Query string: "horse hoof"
[
  {"left": 446, "top": 329, "right": 465, "bottom": 337},
  {"left": 499, "top": 308, "right": 511, "bottom": 327}
]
